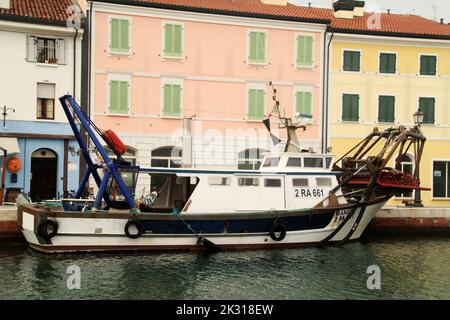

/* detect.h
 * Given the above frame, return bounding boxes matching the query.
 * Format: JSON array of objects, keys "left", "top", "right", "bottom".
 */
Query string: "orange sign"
[{"left": 7, "top": 157, "right": 21, "bottom": 173}]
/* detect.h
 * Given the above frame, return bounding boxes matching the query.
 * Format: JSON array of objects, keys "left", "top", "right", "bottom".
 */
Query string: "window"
[
  {"left": 342, "top": 94, "right": 359, "bottom": 122},
  {"left": 420, "top": 55, "right": 437, "bottom": 76},
  {"left": 304, "top": 158, "right": 323, "bottom": 168},
  {"left": 378, "top": 95, "right": 395, "bottom": 123},
  {"left": 343, "top": 50, "right": 360, "bottom": 72},
  {"left": 419, "top": 97, "right": 435, "bottom": 125},
  {"left": 208, "top": 176, "right": 231, "bottom": 186},
  {"left": 109, "top": 17, "right": 130, "bottom": 54},
  {"left": 109, "top": 79, "right": 129, "bottom": 114},
  {"left": 248, "top": 31, "right": 267, "bottom": 65},
  {"left": 379, "top": 53, "right": 396, "bottom": 74},
  {"left": 163, "top": 23, "right": 183, "bottom": 58},
  {"left": 293, "top": 178, "right": 308, "bottom": 187},
  {"left": 247, "top": 88, "right": 265, "bottom": 120},
  {"left": 295, "top": 91, "right": 312, "bottom": 119},
  {"left": 27, "top": 36, "right": 66, "bottom": 64},
  {"left": 162, "top": 81, "right": 182, "bottom": 117},
  {"left": 265, "top": 179, "right": 282, "bottom": 188},
  {"left": 151, "top": 146, "right": 182, "bottom": 168},
  {"left": 296, "top": 35, "right": 313, "bottom": 68},
  {"left": 287, "top": 158, "right": 302, "bottom": 167},
  {"left": 238, "top": 148, "right": 267, "bottom": 170},
  {"left": 433, "top": 161, "right": 450, "bottom": 198},
  {"left": 36, "top": 83, "right": 55, "bottom": 120},
  {"left": 263, "top": 157, "right": 280, "bottom": 168},
  {"left": 238, "top": 177, "right": 260, "bottom": 187},
  {"left": 397, "top": 154, "right": 413, "bottom": 198},
  {"left": 316, "top": 178, "right": 332, "bottom": 187}
]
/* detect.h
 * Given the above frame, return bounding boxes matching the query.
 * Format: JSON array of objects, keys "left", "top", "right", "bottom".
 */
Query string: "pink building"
[{"left": 85, "top": 0, "right": 330, "bottom": 193}]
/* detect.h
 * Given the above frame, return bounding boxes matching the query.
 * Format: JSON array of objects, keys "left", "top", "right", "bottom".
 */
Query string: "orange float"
[{"left": 7, "top": 157, "right": 21, "bottom": 173}]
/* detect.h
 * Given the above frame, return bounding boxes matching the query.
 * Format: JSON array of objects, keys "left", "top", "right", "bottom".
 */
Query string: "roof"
[
  {"left": 0, "top": 0, "right": 74, "bottom": 26},
  {"left": 329, "top": 12, "right": 450, "bottom": 40},
  {"left": 95, "top": 0, "right": 450, "bottom": 40},
  {"left": 94, "top": 0, "right": 332, "bottom": 23}
]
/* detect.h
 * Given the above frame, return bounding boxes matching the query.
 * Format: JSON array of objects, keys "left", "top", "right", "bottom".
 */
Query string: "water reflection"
[{"left": 1, "top": 236, "right": 449, "bottom": 300}]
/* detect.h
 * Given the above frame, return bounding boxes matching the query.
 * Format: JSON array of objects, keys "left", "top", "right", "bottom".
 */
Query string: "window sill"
[
  {"left": 108, "top": 50, "right": 132, "bottom": 57},
  {"left": 431, "top": 198, "right": 450, "bottom": 201},
  {"left": 107, "top": 112, "right": 131, "bottom": 117},
  {"left": 295, "top": 65, "right": 314, "bottom": 70},
  {"left": 246, "top": 117, "right": 265, "bottom": 122},
  {"left": 35, "top": 118, "right": 56, "bottom": 122},
  {"left": 160, "top": 114, "right": 183, "bottom": 119},
  {"left": 161, "top": 55, "right": 184, "bottom": 61},
  {"left": 378, "top": 72, "right": 397, "bottom": 76},
  {"left": 247, "top": 62, "right": 268, "bottom": 68},
  {"left": 340, "top": 120, "right": 360, "bottom": 124},
  {"left": 36, "top": 63, "right": 58, "bottom": 68}
]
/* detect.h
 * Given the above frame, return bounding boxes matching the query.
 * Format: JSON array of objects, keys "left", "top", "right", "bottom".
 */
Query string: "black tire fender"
[
  {"left": 270, "top": 222, "right": 286, "bottom": 242},
  {"left": 37, "top": 219, "right": 59, "bottom": 240},
  {"left": 124, "top": 219, "right": 145, "bottom": 239}
]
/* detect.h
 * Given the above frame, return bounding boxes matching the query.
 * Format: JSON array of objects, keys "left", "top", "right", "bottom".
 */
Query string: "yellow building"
[{"left": 328, "top": 5, "right": 450, "bottom": 207}]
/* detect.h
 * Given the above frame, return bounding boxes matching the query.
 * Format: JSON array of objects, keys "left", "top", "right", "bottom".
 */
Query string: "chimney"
[
  {"left": 333, "top": 1, "right": 355, "bottom": 20},
  {"left": 353, "top": 1, "right": 365, "bottom": 17},
  {"left": 0, "top": 0, "right": 10, "bottom": 10},
  {"left": 261, "top": 0, "right": 288, "bottom": 5},
  {"left": 440, "top": 18, "right": 444, "bottom": 24}
]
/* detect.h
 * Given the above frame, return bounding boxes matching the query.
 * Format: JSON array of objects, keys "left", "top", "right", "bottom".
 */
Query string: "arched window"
[
  {"left": 238, "top": 148, "right": 267, "bottom": 170},
  {"left": 398, "top": 154, "right": 414, "bottom": 199},
  {"left": 151, "top": 146, "right": 182, "bottom": 168}
]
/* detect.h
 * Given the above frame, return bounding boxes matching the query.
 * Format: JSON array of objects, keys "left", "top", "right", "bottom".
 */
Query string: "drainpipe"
[
  {"left": 321, "top": 26, "right": 334, "bottom": 154},
  {"left": 73, "top": 28, "right": 78, "bottom": 100}
]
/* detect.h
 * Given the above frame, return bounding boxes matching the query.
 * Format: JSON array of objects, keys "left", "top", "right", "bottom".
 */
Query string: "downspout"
[
  {"left": 322, "top": 26, "right": 334, "bottom": 154},
  {"left": 73, "top": 28, "right": 78, "bottom": 100}
]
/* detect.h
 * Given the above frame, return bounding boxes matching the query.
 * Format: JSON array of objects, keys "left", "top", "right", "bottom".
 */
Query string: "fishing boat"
[{"left": 18, "top": 86, "right": 428, "bottom": 253}]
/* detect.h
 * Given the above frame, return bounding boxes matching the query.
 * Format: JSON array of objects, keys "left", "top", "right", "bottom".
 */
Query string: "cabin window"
[
  {"left": 287, "top": 158, "right": 302, "bottom": 167},
  {"left": 326, "top": 157, "right": 332, "bottom": 169},
  {"left": 265, "top": 179, "right": 282, "bottom": 188},
  {"left": 208, "top": 176, "right": 231, "bottom": 186},
  {"left": 238, "top": 177, "right": 260, "bottom": 187},
  {"left": 263, "top": 157, "right": 280, "bottom": 167},
  {"left": 316, "top": 178, "right": 332, "bottom": 187},
  {"left": 293, "top": 178, "right": 308, "bottom": 187},
  {"left": 238, "top": 148, "right": 267, "bottom": 170},
  {"left": 304, "top": 158, "right": 323, "bottom": 168}
]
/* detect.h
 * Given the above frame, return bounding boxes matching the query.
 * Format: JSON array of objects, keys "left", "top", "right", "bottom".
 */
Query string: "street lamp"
[
  {"left": 413, "top": 110, "right": 424, "bottom": 127},
  {"left": 1, "top": 106, "right": 15, "bottom": 130},
  {"left": 412, "top": 109, "right": 424, "bottom": 207}
]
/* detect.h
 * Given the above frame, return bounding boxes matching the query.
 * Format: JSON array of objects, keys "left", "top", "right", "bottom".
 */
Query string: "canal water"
[{"left": 1, "top": 235, "right": 449, "bottom": 300}]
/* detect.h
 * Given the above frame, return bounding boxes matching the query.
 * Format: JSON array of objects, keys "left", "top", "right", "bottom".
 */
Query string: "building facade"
[
  {"left": 87, "top": 0, "right": 331, "bottom": 194},
  {"left": 0, "top": 0, "right": 83, "bottom": 201},
  {"left": 328, "top": 2, "right": 450, "bottom": 207}
]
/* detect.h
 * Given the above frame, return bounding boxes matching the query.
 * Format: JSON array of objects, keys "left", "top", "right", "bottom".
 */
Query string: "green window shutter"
[
  {"left": 118, "top": 81, "right": 129, "bottom": 114},
  {"left": 419, "top": 97, "right": 435, "bottom": 124},
  {"left": 163, "top": 84, "right": 182, "bottom": 116},
  {"left": 109, "top": 80, "right": 119, "bottom": 113},
  {"left": 343, "top": 51, "right": 360, "bottom": 72},
  {"left": 421, "top": 56, "right": 437, "bottom": 75},
  {"left": 109, "top": 80, "right": 129, "bottom": 114},
  {"left": 164, "top": 24, "right": 183, "bottom": 57},
  {"left": 378, "top": 96, "right": 395, "bottom": 123},
  {"left": 296, "top": 92, "right": 312, "bottom": 117},
  {"left": 296, "top": 36, "right": 313, "bottom": 67},
  {"left": 342, "top": 94, "right": 359, "bottom": 122},
  {"left": 110, "top": 19, "right": 120, "bottom": 51},
  {"left": 380, "top": 53, "right": 396, "bottom": 73},
  {"left": 110, "top": 18, "right": 129, "bottom": 53},
  {"left": 248, "top": 89, "right": 265, "bottom": 119},
  {"left": 249, "top": 32, "right": 266, "bottom": 64}
]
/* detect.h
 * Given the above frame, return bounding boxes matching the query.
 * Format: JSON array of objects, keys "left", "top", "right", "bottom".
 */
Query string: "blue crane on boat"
[{"left": 59, "top": 95, "right": 139, "bottom": 213}]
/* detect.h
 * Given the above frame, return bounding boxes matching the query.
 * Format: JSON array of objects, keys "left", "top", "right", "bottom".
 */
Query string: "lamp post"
[
  {"left": 412, "top": 110, "right": 424, "bottom": 207},
  {"left": 1, "top": 106, "right": 16, "bottom": 130}
]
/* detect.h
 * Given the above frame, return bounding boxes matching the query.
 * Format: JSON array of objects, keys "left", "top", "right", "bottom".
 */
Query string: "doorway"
[{"left": 30, "top": 148, "right": 57, "bottom": 201}]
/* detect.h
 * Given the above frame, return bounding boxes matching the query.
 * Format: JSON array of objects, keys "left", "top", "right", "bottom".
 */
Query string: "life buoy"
[
  {"left": 124, "top": 219, "right": 144, "bottom": 239},
  {"left": 270, "top": 222, "right": 286, "bottom": 241},
  {"left": 37, "top": 219, "right": 58, "bottom": 240},
  {"left": 7, "top": 157, "right": 21, "bottom": 173}
]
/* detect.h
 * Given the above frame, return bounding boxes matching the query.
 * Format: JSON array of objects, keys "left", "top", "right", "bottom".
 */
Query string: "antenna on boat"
[{"left": 263, "top": 82, "right": 310, "bottom": 153}]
